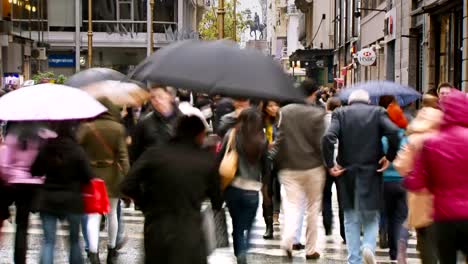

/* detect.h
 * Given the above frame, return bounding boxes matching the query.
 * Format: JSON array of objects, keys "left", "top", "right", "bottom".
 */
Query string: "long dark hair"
[
  {"left": 236, "top": 108, "right": 265, "bottom": 164},
  {"left": 262, "top": 101, "right": 276, "bottom": 124}
]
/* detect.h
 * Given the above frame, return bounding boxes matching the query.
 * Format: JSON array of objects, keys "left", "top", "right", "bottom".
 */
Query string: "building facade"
[
  {"left": 267, "top": 0, "right": 334, "bottom": 84},
  {"left": 1, "top": 0, "right": 207, "bottom": 84},
  {"left": 330, "top": 0, "right": 466, "bottom": 93}
]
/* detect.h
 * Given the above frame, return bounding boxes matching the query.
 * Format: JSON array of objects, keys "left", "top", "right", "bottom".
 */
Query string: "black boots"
[
  {"left": 107, "top": 248, "right": 118, "bottom": 264},
  {"left": 263, "top": 217, "right": 274, "bottom": 239},
  {"left": 379, "top": 231, "right": 389, "bottom": 249},
  {"left": 89, "top": 252, "right": 101, "bottom": 264}
]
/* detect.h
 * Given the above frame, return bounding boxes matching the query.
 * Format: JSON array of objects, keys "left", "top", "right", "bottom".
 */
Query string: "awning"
[
  {"left": 289, "top": 49, "right": 334, "bottom": 69},
  {"left": 289, "top": 49, "right": 333, "bottom": 61},
  {"left": 411, "top": 0, "right": 461, "bottom": 16}
]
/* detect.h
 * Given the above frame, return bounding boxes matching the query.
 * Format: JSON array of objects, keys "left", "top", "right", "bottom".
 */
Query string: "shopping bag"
[
  {"left": 82, "top": 178, "right": 110, "bottom": 214},
  {"left": 213, "top": 207, "right": 229, "bottom": 248},
  {"left": 219, "top": 129, "right": 238, "bottom": 190},
  {"left": 201, "top": 203, "right": 216, "bottom": 255}
]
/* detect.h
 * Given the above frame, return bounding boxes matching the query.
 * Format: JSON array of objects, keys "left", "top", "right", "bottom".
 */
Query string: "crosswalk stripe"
[{"left": 2, "top": 202, "right": 423, "bottom": 263}]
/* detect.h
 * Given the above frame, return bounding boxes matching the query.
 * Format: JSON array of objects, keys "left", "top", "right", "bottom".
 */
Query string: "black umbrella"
[
  {"left": 65, "top": 68, "right": 126, "bottom": 88},
  {"left": 129, "top": 40, "right": 304, "bottom": 102}
]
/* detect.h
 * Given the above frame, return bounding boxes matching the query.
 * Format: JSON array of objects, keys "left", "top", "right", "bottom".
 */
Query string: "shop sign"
[
  {"left": 385, "top": 8, "right": 397, "bottom": 41},
  {"left": 48, "top": 54, "right": 75, "bottom": 67},
  {"left": 357, "top": 48, "right": 376, "bottom": 66}
]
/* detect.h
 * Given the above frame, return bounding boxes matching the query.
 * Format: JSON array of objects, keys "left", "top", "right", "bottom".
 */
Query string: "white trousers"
[
  {"left": 280, "top": 166, "right": 325, "bottom": 255},
  {"left": 87, "top": 198, "right": 119, "bottom": 253}
]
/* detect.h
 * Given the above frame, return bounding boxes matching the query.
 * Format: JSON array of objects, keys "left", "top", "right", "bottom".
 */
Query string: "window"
[
  {"left": 9, "top": 0, "right": 48, "bottom": 32},
  {"left": 82, "top": 0, "right": 176, "bottom": 33}
]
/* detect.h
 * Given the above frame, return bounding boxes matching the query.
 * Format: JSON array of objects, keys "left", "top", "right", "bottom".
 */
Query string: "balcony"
[{"left": 8, "top": 19, "right": 202, "bottom": 48}]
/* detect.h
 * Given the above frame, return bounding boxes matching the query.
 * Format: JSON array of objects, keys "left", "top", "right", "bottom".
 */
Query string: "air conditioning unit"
[{"left": 31, "top": 47, "right": 47, "bottom": 60}]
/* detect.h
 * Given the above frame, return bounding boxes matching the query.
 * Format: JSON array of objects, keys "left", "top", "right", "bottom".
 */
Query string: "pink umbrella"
[{"left": 0, "top": 83, "right": 107, "bottom": 121}]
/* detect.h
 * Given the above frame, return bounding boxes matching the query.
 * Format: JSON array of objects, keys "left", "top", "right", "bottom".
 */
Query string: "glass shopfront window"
[
  {"left": 82, "top": 0, "right": 176, "bottom": 34},
  {"left": 435, "top": 9, "right": 463, "bottom": 88}
]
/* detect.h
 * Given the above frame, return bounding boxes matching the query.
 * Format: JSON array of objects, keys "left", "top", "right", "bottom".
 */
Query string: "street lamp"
[
  {"left": 149, "top": 0, "right": 155, "bottom": 54},
  {"left": 87, "top": 0, "right": 93, "bottom": 68},
  {"left": 217, "top": 0, "right": 225, "bottom": 39},
  {"left": 232, "top": 0, "right": 237, "bottom": 41}
]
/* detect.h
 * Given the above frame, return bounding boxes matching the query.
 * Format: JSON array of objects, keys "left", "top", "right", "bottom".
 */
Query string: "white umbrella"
[{"left": 0, "top": 83, "right": 107, "bottom": 121}]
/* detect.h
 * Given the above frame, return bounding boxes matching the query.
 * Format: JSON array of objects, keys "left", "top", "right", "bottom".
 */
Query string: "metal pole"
[
  {"left": 148, "top": 0, "right": 155, "bottom": 55},
  {"left": 87, "top": 0, "right": 93, "bottom": 68},
  {"left": 217, "top": 0, "right": 225, "bottom": 39},
  {"left": 232, "top": 0, "right": 237, "bottom": 41},
  {"left": 463, "top": 0, "right": 468, "bottom": 91},
  {"left": 75, "top": 0, "right": 81, "bottom": 72},
  {"left": 195, "top": 0, "right": 198, "bottom": 32}
]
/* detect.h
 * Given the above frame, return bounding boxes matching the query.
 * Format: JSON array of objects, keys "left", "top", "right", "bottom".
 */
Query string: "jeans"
[
  {"left": 322, "top": 173, "right": 346, "bottom": 241},
  {"left": 224, "top": 186, "right": 259, "bottom": 257},
  {"left": 81, "top": 215, "right": 89, "bottom": 251},
  {"left": 40, "top": 212, "right": 83, "bottom": 264},
  {"left": 435, "top": 220, "right": 468, "bottom": 264},
  {"left": 343, "top": 210, "right": 380, "bottom": 264},
  {"left": 383, "top": 181, "right": 408, "bottom": 259}
]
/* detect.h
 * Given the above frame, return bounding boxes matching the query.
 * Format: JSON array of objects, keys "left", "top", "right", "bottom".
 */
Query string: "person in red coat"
[{"left": 404, "top": 90, "right": 468, "bottom": 264}]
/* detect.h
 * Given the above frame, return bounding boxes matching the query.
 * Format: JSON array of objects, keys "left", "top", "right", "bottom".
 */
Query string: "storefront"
[
  {"left": 434, "top": 7, "right": 463, "bottom": 88},
  {"left": 412, "top": 0, "right": 463, "bottom": 89},
  {"left": 289, "top": 49, "right": 334, "bottom": 86}
]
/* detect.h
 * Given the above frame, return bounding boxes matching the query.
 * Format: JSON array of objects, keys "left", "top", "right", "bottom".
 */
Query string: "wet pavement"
[{"left": 0, "top": 193, "right": 426, "bottom": 264}]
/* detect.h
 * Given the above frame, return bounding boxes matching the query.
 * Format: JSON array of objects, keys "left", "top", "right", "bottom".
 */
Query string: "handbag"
[
  {"left": 82, "top": 178, "right": 110, "bottom": 214},
  {"left": 219, "top": 129, "right": 238, "bottom": 190},
  {"left": 201, "top": 203, "right": 216, "bottom": 255}
]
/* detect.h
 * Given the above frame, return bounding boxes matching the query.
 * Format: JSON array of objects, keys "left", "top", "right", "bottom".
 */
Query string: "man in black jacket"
[
  {"left": 130, "top": 87, "right": 181, "bottom": 163},
  {"left": 322, "top": 89, "right": 400, "bottom": 264},
  {"left": 122, "top": 115, "right": 222, "bottom": 264}
]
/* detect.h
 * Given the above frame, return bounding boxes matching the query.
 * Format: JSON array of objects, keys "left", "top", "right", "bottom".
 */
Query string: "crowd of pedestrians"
[{"left": 0, "top": 79, "right": 467, "bottom": 264}]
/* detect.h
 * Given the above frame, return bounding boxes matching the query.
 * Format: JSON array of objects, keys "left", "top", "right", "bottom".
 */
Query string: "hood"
[
  {"left": 407, "top": 107, "right": 443, "bottom": 134},
  {"left": 441, "top": 90, "right": 468, "bottom": 128},
  {"left": 97, "top": 97, "right": 121, "bottom": 122}
]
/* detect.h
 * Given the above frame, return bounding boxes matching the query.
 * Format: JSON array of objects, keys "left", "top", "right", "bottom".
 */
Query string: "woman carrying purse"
[{"left": 218, "top": 108, "right": 269, "bottom": 264}]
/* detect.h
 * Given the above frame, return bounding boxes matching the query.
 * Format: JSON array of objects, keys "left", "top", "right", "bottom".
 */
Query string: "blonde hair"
[{"left": 422, "top": 94, "right": 439, "bottom": 109}]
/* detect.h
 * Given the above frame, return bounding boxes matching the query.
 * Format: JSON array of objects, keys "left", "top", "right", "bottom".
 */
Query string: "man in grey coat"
[
  {"left": 322, "top": 89, "right": 400, "bottom": 264},
  {"left": 274, "top": 80, "right": 326, "bottom": 260}
]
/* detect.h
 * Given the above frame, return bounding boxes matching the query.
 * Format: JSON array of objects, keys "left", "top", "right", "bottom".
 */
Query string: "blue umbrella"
[{"left": 339, "top": 80, "right": 421, "bottom": 106}]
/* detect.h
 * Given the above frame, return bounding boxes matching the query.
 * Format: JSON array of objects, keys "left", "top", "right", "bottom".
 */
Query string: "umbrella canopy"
[
  {"left": 0, "top": 84, "right": 107, "bottom": 121},
  {"left": 129, "top": 40, "right": 304, "bottom": 102},
  {"left": 82, "top": 80, "right": 150, "bottom": 106},
  {"left": 65, "top": 68, "right": 126, "bottom": 88},
  {"left": 339, "top": 80, "right": 421, "bottom": 106}
]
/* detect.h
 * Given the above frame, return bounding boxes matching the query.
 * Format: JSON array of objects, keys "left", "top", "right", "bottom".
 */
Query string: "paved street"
[{"left": 0, "top": 191, "right": 422, "bottom": 264}]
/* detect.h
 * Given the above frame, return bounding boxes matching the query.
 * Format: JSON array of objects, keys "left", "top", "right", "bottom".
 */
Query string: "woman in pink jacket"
[
  {"left": 394, "top": 94, "right": 442, "bottom": 264},
  {"left": 404, "top": 90, "right": 468, "bottom": 264}
]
